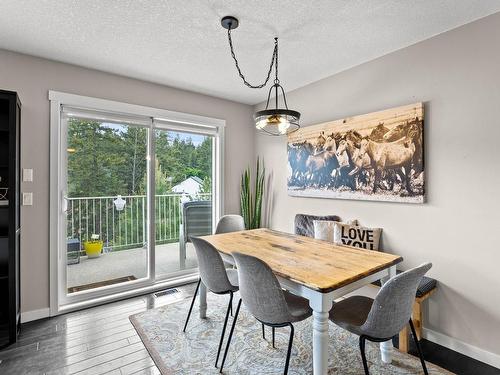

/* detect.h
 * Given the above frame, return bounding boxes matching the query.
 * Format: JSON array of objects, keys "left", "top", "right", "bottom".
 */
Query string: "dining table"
[{"left": 200, "top": 228, "right": 403, "bottom": 375}]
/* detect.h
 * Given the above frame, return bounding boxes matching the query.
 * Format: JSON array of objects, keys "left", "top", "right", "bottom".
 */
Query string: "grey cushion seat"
[
  {"left": 329, "top": 296, "right": 374, "bottom": 336},
  {"left": 294, "top": 213, "right": 340, "bottom": 238},
  {"left": 372, "top": 272, "right": 436, "bottom": 298},
  {"left": 284, "top": 292, "right": 313, "bottom": 322},
  {"left": 415, "top": 276, "right": 437, "bottom": 298},
  {"left": 225, "top": 269, "right": 239, "bottom": 290}
]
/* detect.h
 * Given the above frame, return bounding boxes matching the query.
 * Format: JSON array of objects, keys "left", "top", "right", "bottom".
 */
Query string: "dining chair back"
[
  {"left": 215, "top": 214, "right": 245, "bottom": 234},
  {"left": 329, "top": 262, "right": 432, "bottom": 375},
  {"left": 190, "top": 236, "right": 237, "bottom": 294},
  {"left": 220, "top": 252, "right": 312, "bottom": 374},
  {"left": 184, "top": 236, "right": 239, "bottom": 368},
  {"left": 361, "top": 262, "right": 432, "bottom": 339},
  {"left": 232, "top": 252, "right": 291, "bottom": 324}
]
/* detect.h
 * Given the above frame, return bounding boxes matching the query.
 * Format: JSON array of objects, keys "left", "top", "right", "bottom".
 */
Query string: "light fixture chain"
[
  {"left": 227, "top": 29, "right": 278, "bottom": 89},
  {"left": 274, "top": 37, "right": 279, "bottom": 84}
]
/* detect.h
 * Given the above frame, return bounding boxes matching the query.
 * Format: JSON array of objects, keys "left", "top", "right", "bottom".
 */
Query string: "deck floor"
[{"left": 67, "top": 242, "right": 198, "bottom": 290}]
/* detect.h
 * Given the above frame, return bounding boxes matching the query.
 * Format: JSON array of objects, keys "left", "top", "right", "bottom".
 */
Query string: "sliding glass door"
[
  {"left": 51, "top": 94, "right": 223, "bottom": 311},
  {"left": 64, "top": 116, "right": 150, "bottom": 294},
  {"left": 154, "top": 129, "right": 213, "bottom": 279}
]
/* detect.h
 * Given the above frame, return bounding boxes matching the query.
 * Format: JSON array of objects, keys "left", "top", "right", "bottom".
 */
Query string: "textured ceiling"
[{"left": 1, "top": 1, "right": 499, "bottom": 104}]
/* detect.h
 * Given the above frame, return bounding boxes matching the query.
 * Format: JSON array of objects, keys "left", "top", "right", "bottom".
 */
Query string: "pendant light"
[{"left": 221, "top": 16, "right": 300, "bottom": 136}]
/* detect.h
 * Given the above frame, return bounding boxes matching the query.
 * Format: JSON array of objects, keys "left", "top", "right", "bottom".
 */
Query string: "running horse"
[
  {"left": 304, "top": 136, "right": 338, "bottom": 187},
  {"left": 335, "top": 138, "right": 371, "bottom": 189},
  {"left": 359, "top": 132, "right": 417, "bottom": 195},
  {"left": 288, "top": 141, "right": 314, "bottom": 185},
  {"left": 384, "top": 118, "right": 423, "bottom": 176}
]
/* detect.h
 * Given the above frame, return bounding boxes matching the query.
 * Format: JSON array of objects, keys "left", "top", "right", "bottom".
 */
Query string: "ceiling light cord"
[
  {"left": 221, "top": 15, "right": 300, "bottom": 136},
  {"left": 227, "top": 28, "right": 278, "bottom": 89}
]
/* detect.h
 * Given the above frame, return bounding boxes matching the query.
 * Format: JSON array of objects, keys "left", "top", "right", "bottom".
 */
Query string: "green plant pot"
[{"left": 83, "top": 240, "right": 103, "bottom": 258}]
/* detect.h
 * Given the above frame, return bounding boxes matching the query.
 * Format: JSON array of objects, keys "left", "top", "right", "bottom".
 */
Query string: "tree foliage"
[{"left": 67, "top": 119, "right": 213, "bottom": 197}]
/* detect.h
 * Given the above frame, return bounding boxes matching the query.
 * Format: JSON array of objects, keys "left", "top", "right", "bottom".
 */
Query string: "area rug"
[{"left": 130, "top": 292, "right": 452, "bottom": 374}]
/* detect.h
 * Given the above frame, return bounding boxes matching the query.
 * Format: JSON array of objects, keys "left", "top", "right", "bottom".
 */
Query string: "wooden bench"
[{"left": 399, "top": 282, "right": 437, "bottom": 352}]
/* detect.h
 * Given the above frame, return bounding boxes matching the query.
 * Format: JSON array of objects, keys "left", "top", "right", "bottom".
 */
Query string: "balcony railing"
[{"left": 66, "top": 193, "right": 211, "bottom": 251}]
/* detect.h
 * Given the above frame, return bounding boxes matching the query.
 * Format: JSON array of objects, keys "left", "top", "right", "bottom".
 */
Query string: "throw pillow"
[
  {"left": 313, "top": 219, "right": 361, "bottom": 243},
  {"left": 333, "top": 222, "right": 382, "bottom": 250},
  {"left": 313, "top": 220, "right": 337, "bottom": 242}
]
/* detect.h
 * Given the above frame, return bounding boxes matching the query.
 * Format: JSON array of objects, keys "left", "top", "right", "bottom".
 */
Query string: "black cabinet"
[{"left": 0, "top": 90, "right": 21, "bottom": 348}]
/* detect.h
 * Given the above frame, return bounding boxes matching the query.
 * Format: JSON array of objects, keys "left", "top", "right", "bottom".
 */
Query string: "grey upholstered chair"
[
  {"left": 215, "top": 214, "right": 245, "bottom": 233},
  {"left": 220, "top": 252, "right": 312, "bottom": 375},
  {"left": 183, "top": 237, "right": 239, "bottom": 368},
  {"left": 329, "top": 263, "right": 432, "bottom": 375}
]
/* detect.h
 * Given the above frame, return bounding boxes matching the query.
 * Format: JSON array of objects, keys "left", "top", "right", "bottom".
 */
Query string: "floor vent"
[{"left": 154, "top": 288, "right": 180, "bottom": 298}]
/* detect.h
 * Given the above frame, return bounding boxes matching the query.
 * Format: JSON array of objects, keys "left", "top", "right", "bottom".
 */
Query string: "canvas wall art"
[{"left": 287, "top": 103, "right": 424, "bottom": 203}]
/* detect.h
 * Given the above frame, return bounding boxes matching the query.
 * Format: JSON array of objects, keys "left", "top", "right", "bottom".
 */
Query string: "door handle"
[{"left": 62, "top": 192, "right": 68, "bottom": 213}]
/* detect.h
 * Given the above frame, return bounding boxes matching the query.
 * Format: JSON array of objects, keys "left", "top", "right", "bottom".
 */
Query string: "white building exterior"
[{"left": 171, "top": 176, "right": 203, "bottom": 196}]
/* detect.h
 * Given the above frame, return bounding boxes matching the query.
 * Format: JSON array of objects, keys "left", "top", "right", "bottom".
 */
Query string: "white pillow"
[
  {"left": 313, "top": 219, "right": 360, "bottom": 243},
  {"left": 333, "top": 222, "right": 382, "bottom": 250},
  {"left": 313, "top": 220, "right": 336, "bottom": 242}
]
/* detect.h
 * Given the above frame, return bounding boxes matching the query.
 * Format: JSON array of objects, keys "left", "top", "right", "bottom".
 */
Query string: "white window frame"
[{"left": 49, "top": 91, "right": 225, "bottom": 316}]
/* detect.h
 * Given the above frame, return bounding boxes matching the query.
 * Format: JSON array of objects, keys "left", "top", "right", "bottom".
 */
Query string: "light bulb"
[{"left": 278, "top": 117, "right": 291, "bottom": 134}]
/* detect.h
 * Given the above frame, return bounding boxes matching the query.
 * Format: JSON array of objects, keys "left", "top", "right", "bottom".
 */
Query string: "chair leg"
[
  {"left": 262, "top": 323, "right": 265, "bottom": 339},
  {"left": 272, "top": 326, "right": 276, "bottom": 348},
  {"left": 215, "top": 292, "right": 233, "bottom": 368},
  {"left": 359, "top": 336, "right": 369, "bottom": 375},
  {"left": 220, "top": 298, "right": 242, "bottom": 373},
  {"left": 179, "top": 233, "right": 186, "bottom": 269},
  {"left": 409, "top": 319, "right": 428, "bottom": 375},
  {"left": 182, "top": 279, "right": 200, "bottom": 332},
  {"left": 283, "top": 323, "right": 294, "bottom": 375}
]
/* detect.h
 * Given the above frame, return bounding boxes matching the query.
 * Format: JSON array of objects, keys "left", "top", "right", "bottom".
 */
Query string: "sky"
[{"left": 102, "top": 123, "right": 206, "bottom": 146}]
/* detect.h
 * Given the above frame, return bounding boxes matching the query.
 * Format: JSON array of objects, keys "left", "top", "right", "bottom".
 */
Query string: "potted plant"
[
  {"left": 83, "top": 234, "right": 103, "bottom": 258},
  {"left": 240, "top": 157, "right": 265, "bottom": 229}
]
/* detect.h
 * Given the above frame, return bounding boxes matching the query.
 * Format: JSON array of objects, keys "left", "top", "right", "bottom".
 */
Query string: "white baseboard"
[
  {"left": 423, "top": 327, "right": 500, "bottom": 369},
  {"left": 21, "top": 307, "right": 50, "bottom": 323}
]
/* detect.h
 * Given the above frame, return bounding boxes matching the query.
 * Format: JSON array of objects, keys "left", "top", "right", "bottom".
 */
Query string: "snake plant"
[{"left": 240, "top": 158, "right": 265, "bottom": 229}]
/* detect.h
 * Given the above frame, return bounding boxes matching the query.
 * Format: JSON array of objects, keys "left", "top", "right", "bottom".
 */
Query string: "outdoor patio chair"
[{"left": 179, "top": 200, "right": 212, "bottom": 269}]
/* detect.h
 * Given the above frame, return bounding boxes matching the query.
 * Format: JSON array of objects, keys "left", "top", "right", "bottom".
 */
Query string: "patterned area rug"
[{"left": 130, "top": 292, "right": 452, "bottom": 374}]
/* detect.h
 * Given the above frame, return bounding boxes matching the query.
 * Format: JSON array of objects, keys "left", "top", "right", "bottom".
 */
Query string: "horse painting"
[{"left": 287, "top": 103, "right": 424, "bottom": 203}]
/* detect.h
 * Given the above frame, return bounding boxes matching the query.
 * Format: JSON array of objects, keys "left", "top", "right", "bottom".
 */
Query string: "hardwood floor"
[
  {"left": 0, "top": 284, "right": 195, "bottom": 375},
  {"left": 1, "top": 282, "right": 498, "bottom": 375}
]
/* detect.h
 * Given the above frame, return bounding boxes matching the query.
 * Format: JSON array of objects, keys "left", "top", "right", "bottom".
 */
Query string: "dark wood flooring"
[{"left": 0, "top": 283, "right": 498, "bottom": 375}]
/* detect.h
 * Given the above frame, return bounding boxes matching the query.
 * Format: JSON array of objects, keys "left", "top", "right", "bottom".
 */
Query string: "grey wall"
[
  {"left": 255, "top": 13, "right": 500, "bottom": 360},
  {"left": 0, "top": 49, "right": 254, "bottom": 314}
]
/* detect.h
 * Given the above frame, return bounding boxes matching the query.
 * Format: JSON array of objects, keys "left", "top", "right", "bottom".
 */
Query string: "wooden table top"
[{"left": 201, "top": 228, "right": 403, "bottom": 293}]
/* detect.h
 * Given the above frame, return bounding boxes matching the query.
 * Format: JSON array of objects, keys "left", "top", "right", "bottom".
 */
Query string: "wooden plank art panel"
[
  {"left": 287, "top": 103, "right": 424, "bottom": 203},
  {"left": 202, "top": 229, "right": 402, "bottom": 292}
]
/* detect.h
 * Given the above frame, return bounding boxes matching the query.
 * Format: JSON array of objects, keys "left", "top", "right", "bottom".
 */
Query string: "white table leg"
[
  {"left": 309, "top": 292, "right": 333, "bottom": 375},
  {"left": 380, "top": 340, "right": 393, "bottom": 363},
  {"left": 379, "top": 265, "right": 397, "bottom": 363},
  {"left": 199, "top": 281, "right": 207, "bottom": 319}
]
